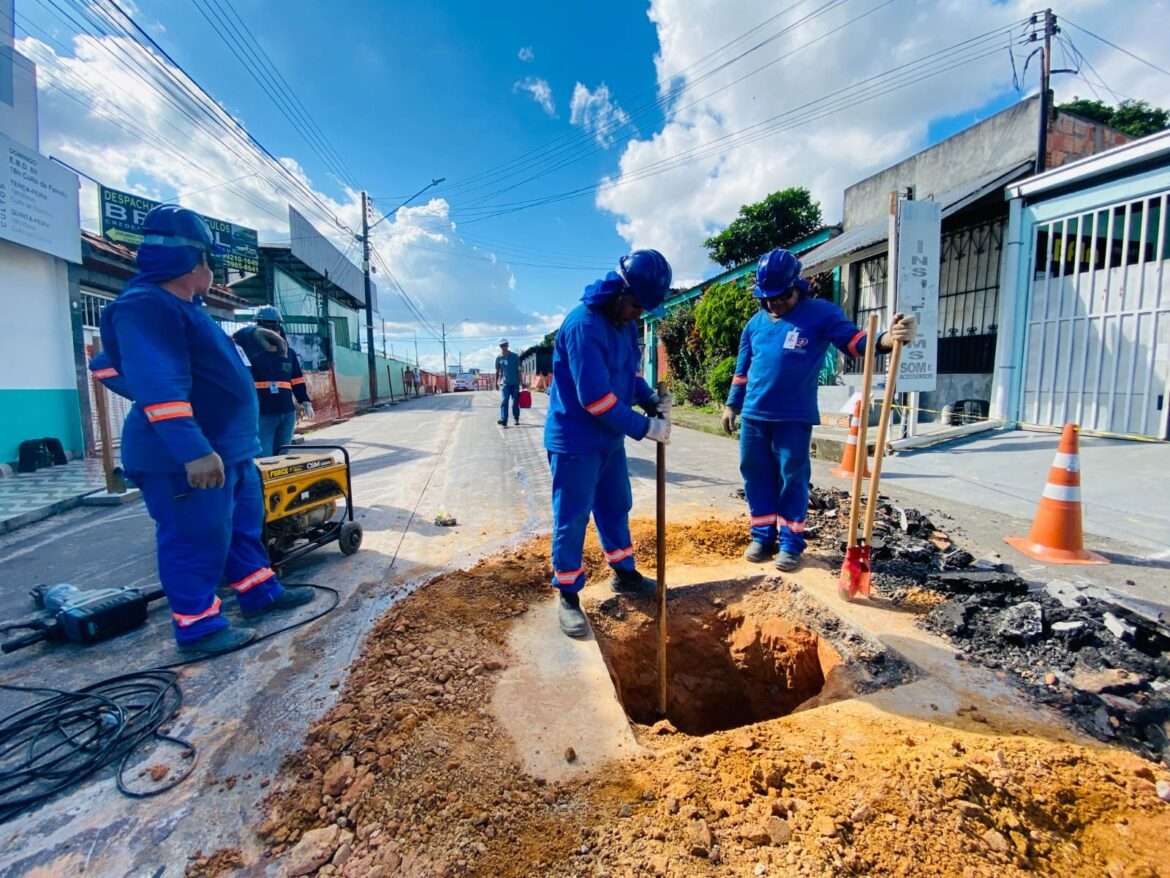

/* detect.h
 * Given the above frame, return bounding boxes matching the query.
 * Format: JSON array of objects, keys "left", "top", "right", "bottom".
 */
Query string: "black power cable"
[{"left": 0, "top": 583, "right": 340, "bottom": 824}]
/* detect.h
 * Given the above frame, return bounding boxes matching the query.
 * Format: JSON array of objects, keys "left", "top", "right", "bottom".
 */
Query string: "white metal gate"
[{"left": 1021, "top": 190, "right": 1170, "bottom": 439}]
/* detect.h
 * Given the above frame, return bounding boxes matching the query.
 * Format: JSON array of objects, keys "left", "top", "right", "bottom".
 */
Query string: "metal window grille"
[
  {"left": 81, "top": 290, "right": 114, "bottom": 329},
  {"left": 1022, "top": 190, "right": 1170, "bottom": 438},
  {"left": 844, "top": 254, "right": 889, "bottom": 373}
]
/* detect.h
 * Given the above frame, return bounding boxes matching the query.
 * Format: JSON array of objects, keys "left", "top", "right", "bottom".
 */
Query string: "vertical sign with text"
[{"left": 894, "top": 199, "right": 940, "bottom": 392}]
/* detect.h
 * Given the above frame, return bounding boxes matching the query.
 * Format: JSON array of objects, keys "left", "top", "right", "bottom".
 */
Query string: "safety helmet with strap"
[
  {"left": 616, "top": 249, "right": 672, "bottom": 312},
  {"left": 753, "top": 248, "right": 807, "bottom": 299}
]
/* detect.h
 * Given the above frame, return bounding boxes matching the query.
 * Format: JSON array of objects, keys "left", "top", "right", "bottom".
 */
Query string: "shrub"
[
  {"left": 694, "top": 280, "right": 756, "bottom": 362},
  {"left": 706, "top": 355, "right": 737, "bottom": 406}
]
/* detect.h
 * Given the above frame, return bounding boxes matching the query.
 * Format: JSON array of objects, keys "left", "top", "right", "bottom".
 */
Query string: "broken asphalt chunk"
[{"left": 927, "top": 570, "right": 1028, "bottom": 596}]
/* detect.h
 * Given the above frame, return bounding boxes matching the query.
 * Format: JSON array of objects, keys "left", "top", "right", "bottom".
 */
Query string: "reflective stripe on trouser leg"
[
  {"left": 224, "top": 462, "right": 285, "bottom": 614},
  {"left": 134, "top": 469, "right": 232, "bottom": 645},
  {"left": 592, "top": 444, "right": 636, "bottom": 572},
  {"left": 548, "top": 450, "right": 604, "bottom": 593},
  {"left": 738, "top": 416, "right": 780, "bottom": 545},
  {"left": 774, "top": 422, "right": 813, "bottom": 555}
]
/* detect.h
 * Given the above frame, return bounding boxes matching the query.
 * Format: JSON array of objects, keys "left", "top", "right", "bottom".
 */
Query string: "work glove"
[
  {"left": 641, "top": 390, "right": 673, "bottom": 418},
  {"left": 185, "top": 450, "right": 225, "bottom": 490},
  {"left": 721, "top": 405, "right": 738, "bottom": 435},
  {"left": 255, "top": 327, "right": 288, "bottom": 355},
  {"left": 300, "top": 402, "right": 315, "bottom": 420},
  {"left": 884, "top": 312, "right": 918, "bottom": 347},
  {"left": 645, "top": 416, "right": 671, "bottom": 445}
]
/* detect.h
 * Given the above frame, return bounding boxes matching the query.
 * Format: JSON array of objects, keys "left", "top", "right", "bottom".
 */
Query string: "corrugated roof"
[{"left": 801, "top": 161, "right": 1034, "bottom": 273}]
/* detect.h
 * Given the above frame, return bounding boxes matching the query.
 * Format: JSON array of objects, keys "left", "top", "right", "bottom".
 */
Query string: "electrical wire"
[
  {"left": 1062, "top": 18, "right": 1170, "bottom": 80},
  {"left": 0, "top": 584, "right": 340, "bottom": 823},
  {"left": 452, "top": 25, "right": 1024, "bottom": 225}
]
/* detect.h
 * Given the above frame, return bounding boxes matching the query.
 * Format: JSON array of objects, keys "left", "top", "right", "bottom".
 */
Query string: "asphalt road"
[{"left": 0, "top": 390, "right": 1165, "bottom": 875}]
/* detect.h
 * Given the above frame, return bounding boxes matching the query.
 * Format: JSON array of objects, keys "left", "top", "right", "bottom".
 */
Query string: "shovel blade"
[{"left": 838, "top": 545, "right": 872, "bottom": 601}]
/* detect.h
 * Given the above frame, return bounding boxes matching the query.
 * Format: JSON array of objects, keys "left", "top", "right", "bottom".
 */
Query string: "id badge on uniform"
[
  {"left": 784, "top": 329, "right": 801, "bottom": 350},
  {"left": 234, "top": 343, "right": 252, "bottom": 367}
]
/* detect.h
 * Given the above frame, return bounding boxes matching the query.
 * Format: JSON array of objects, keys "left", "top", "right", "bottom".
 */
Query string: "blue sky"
[{"left": 15, "top": 0, "right": 1170, "bottom": 369}]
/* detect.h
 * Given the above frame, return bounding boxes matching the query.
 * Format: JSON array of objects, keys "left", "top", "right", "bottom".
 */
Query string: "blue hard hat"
[
  {"left": 136, "top": 204, "right": 226, "bottom": 283},
  {"left": 617, "top": 249, "right": 672, "bottom": 312},
  {"left": 255, "top": 305, "right": 283, "bottom": 323},
  {"left": 754, "top": 248, "right": 806, "bottom": 299}
]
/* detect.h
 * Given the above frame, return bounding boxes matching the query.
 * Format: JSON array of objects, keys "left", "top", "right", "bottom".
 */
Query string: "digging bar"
[{"left": 656, "top": 383, "right": 668, "bottom": 717}]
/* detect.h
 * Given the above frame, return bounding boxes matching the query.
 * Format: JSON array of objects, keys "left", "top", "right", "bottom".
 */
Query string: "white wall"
[{"left": 0, "top": 238, "right": 75, "bottom": 391}]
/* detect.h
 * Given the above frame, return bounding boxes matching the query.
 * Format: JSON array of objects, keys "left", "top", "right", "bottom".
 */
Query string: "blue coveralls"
[
  {"left": 726, "top": 297, "right": 871, "bottom": 555},
  {"left": 97, "top": 283, "right": 286, "bottom": 644},
  {"left": 232, "top": 327, "right": 311, "bottom": 456},
  {"left": 496, "top": 351, "right": 521, "bottom": 423},
  {"left": 543, "top": 276, "right": 655, "bottom": 592}
]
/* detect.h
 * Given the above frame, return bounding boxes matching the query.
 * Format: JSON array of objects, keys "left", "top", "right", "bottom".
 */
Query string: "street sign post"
[{"left": 892, "top": 198, "right": 941, "bottom": 394}]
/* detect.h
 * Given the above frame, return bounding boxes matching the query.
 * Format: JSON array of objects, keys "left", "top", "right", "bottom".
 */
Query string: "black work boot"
[
  {"left": 744, "top": 540, "right": 777, "bottom": 563},
  {"left": 178, "top": 625, "right": 256, "bottom": 655},
  {"left": 242, "top": 586, "right": 316, "bottom": 618},
  {"left": 497, "top": 418, "right": 507, "bottom": 427},
  {"left": 609, "top": 567, "right": 657, "bottom": 597},
  {"left": 775, "top": 550, "right": 802, "bottom": 572},
  {"left": 558, "top": 590, "right": 589, "bottom": 638}
]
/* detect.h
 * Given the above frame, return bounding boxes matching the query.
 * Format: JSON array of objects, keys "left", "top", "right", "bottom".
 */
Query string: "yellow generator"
[{"left": 258, "top": 444, "right": 362, "bottom": 569}]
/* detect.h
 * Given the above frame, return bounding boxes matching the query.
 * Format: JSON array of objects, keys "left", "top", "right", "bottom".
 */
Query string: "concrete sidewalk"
[
  {"left": 0, "top": 459, "right": 109, "bottom": 533},
  {"left": 881, "top": 429, "right": 1170, "bottom": 553}
]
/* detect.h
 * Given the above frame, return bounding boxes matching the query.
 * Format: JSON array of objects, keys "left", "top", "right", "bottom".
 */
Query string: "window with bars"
[
  {"left": 845, "top": 218, "right": 1004, "bottom": 374},
  {"left": 81, "top": 290, "right": 114, "bottom": 329}
]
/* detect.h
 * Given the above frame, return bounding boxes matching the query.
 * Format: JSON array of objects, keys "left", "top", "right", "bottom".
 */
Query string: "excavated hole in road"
[{"left": 589, "top": 579, "right": 846, "bottom": 735}]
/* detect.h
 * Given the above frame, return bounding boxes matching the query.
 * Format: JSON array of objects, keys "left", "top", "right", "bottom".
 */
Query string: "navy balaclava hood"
[{"left": 132, "top": 204, "right": 222, "bottom": 285}]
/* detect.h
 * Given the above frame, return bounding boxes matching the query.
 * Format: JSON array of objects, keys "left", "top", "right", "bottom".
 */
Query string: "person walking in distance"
[
  {"left": 233, "top": 306, "right": 314, "bottom": 456},
  {"left": 496, "top": 339, "right": 522, "bottom": 427}
]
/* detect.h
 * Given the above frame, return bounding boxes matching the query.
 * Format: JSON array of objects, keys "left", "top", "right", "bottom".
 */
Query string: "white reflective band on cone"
[
  {"left": 1042, "top": 483, "right": 1081, "bottom": 502},
  {"left": 846, "top": 436, "right": 858, "bottom": 445},
  {"left": 1052, "top": 452, "right": 1080, "bottom": 472}
]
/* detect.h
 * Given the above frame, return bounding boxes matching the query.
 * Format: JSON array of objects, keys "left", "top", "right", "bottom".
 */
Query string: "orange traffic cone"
[
  {"left": 1005, "top": 424, "right": 1108, "bottom": 565},
  {"left": 832, "top": 399, "right": 870, "bottom": 479}
]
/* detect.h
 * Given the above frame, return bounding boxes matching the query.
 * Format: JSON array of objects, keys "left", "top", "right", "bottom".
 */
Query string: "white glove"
[
  {"left": 886, "top": 312, "right": 918, "bottom": 346},
  {"left": 653, "top": 391, "right": 673, "bottom": 418},
  {"left": 300, "top": 402, "right": 315, "bottom": 420},
  {"left": 645, "top": 416, "right": 671, "bottom": 445}
]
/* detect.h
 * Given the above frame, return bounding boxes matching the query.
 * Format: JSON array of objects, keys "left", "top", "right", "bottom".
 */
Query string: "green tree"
[
  {"left": 693, "top": 279, "right": 756, "bottom": 362},
  {"left": 1058, "top": 98, "right": 1169, "bottom": 138},
  {"left": 703, "top": 187, "right": 822, "bottom": 269},
  {"left": 657, "top": 302, "right": 704, "bottom": 388}
]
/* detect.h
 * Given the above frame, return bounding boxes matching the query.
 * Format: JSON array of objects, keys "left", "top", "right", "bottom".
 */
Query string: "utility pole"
[
  {"left": 360, "top": 191, "right": 378, "bottom": 405},
  {"left": 381, "top": 318, "right": 387, "bottom": 357},
  {"left": 414, "top": 332, "right": 419, "bottom": 369},
  {"left": 1034, "top": 9, "right": 1056, "bottom": 174},
  {"left": 440, "top": 323, "right": 448, "bottom": 391}
]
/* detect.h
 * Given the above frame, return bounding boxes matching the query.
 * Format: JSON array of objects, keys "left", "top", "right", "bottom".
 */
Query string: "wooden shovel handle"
[
  {"left": 845, "top": 315, "right": 879, "bottom": 550},
  {"left": 862, "top": 340, "right": 903, "bottom": 544}
]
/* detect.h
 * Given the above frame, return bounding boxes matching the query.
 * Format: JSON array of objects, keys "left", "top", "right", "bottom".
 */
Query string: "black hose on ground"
[{"left": 0, "top": 583, "right": 340, "bottom": 823}]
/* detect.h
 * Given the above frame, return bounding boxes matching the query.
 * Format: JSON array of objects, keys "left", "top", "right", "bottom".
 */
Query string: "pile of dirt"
[
  {"left": 924, "top": 583, "right": 1170, "bottom": 765},
  {"left": 254, "top": 523, "right": 1170, "bottom": 878}
]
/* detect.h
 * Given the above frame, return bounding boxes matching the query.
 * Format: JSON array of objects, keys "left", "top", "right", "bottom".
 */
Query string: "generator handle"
[{"left": 276, "top": 444, "right": 355, "bottom": 522}]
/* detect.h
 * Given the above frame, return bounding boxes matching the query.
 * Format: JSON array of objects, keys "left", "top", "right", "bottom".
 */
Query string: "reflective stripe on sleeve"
[
  {"left": 173, "top": 596, "right": 222, "bottom": 628},
  {"left": 585, "top": 392, "right": 618, "bottom": 415},
  {"left": 144, "top": 401, "right": 194, "bottom": 422},
  {"left": 92, "top": 367, "right": 119, "bottom": 379},
  {"left": 846, "top": 331, "right": 866, "bottom": 358},
  {"left": 731, "top": 375, "right": 748, "bottom": 386},
  {"left": 290, "top": 377, "right": 307, "bottom": 386}
]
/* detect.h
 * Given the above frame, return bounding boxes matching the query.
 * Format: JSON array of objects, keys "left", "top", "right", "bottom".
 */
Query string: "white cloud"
[
  {"left": 518, "top": 46, "right": 535, "bottom": 62},
  {"left": 569, "top": 82, "right": 631, "bottom": 148},
  {"left": 513, "top": 76, "right": 555, "bottom": 116},
  {"left": 597, "top": 0, "right": 1170, "bottom": 283},
  {"left": 18, "top": 32, "right": 553, "bottom": 337}
]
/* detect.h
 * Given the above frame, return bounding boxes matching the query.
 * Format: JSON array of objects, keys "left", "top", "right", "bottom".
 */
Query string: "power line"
[
  {"left": 439, "top": 0, "right": 849, "bottom": 201},
  {"left": 1062, "top": 18, "right": 1170, "bottom": 80},
  {"left": 450, "top": 23, "right": 1025, "bottom": 225}
]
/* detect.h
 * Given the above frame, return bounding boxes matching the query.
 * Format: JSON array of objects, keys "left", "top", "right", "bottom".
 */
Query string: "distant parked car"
[{"left": 453, "top": 373, "right": 476, "bottom": 391}]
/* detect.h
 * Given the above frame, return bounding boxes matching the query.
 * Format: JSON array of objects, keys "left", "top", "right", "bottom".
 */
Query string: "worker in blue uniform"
[
  {"left": 97, "top": 205, "right": 315, "bottom": 654},
  {"left": 721, "top": 248, "right": 917, "bottom": 572},
  {"left": 544, "top": 250, "right": 673, "bottom": 638},
  {"left": 233, "top": 306, "right": 314, "bottom": 456},
  {"left": 495, "top": 339, "right": 522, "bottom": 427}
]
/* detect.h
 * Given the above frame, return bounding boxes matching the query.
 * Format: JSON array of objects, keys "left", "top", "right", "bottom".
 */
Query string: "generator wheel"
[{"left": 339, "top": 521, "right": 363, "bottom": 555}]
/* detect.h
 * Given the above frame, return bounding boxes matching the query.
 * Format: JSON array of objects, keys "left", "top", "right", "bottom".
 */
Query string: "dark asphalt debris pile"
[{"left": 924, "top": 579, "right": 1170, "bottom": 765}]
